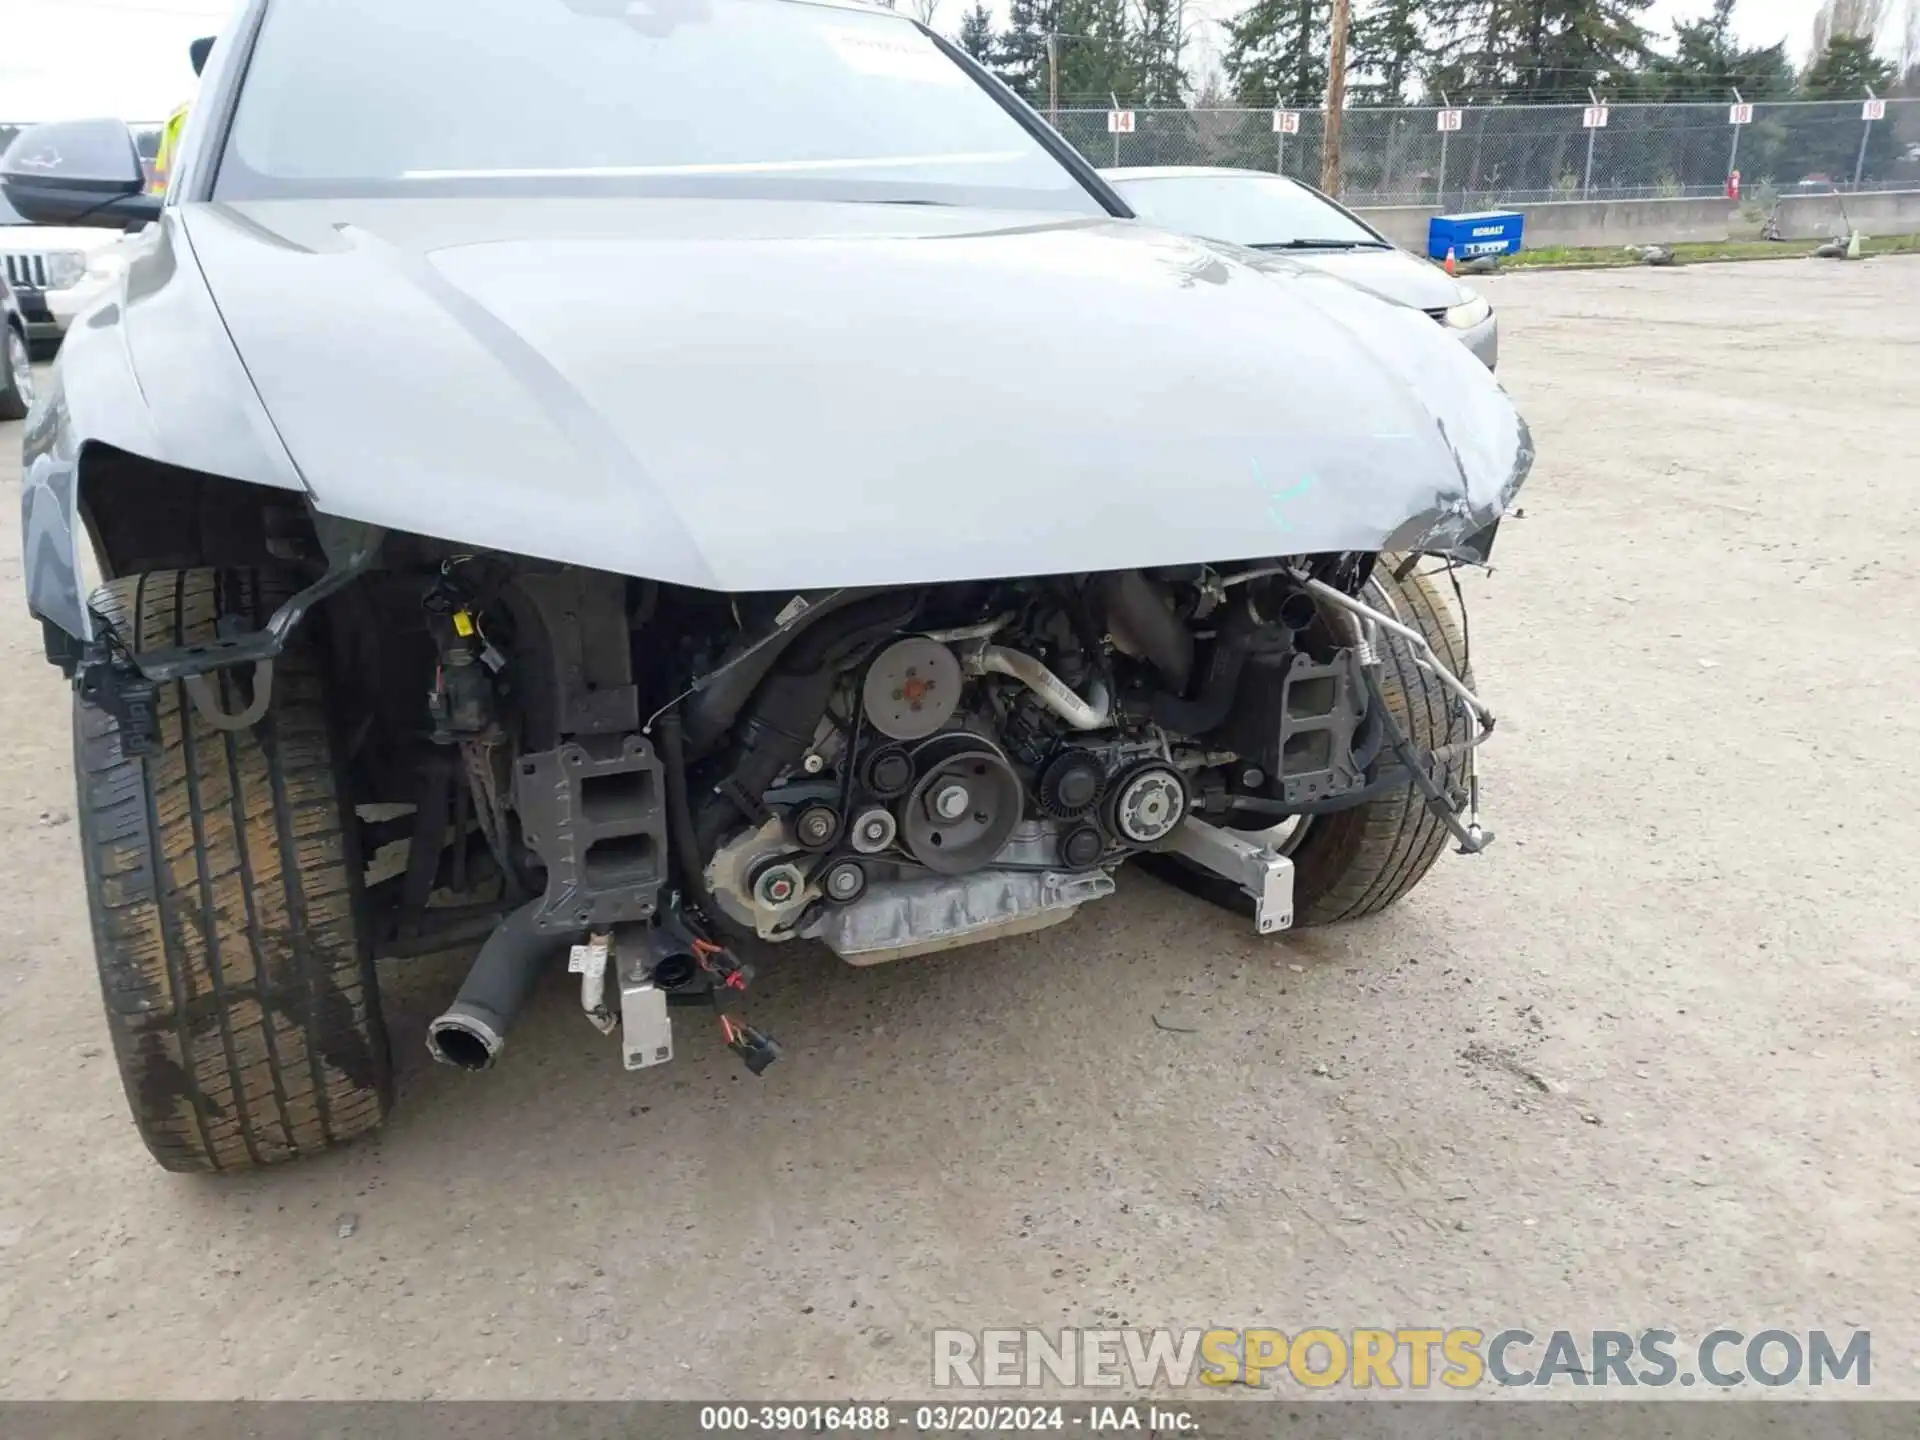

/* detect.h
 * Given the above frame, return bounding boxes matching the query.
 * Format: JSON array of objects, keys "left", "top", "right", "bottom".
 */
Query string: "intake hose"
[
  {"left": 426, "top": 900, "right": 566, "bottom": 1071},
  {"left": 1150, "top": 603, "right": 1259, "bottom": 736},
  {"left": 970, "top": 646, "right": 1112, "bottom": 730},
  {"left": 1098, "top": 571, "right": 1194, "bottom": 695}
]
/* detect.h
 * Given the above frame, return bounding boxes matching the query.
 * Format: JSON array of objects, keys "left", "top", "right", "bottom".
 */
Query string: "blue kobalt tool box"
[{"left": 1427, "top": 210, "right": 1524, "bottom": 261}]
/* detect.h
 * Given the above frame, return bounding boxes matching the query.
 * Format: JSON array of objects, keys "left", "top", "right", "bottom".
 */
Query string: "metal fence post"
[
  {"left": 1582, "top": 88, "right": 1599, "bottom": 198},
  {"left": 1853, "top": 87, "right": 1877, "bottom": 189},
  {"left": 1436, "top": 95, "right": 1451, "bottom": 209},
  {"left": 1727, "top": 88, "right": 1743, "bottom": 183}
]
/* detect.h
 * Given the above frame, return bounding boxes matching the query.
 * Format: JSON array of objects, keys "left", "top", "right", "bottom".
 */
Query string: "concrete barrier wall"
[
  {"left": 1772, "top": 189, "right": 1920, "bottom": 240},
  {"left": 1354, "top": 196, "right": 1733, "bottom": 252}
]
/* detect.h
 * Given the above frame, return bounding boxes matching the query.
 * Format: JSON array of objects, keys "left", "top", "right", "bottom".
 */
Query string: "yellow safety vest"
[{"left": 150, "top": 103, "right": 191, "bottom": 196}]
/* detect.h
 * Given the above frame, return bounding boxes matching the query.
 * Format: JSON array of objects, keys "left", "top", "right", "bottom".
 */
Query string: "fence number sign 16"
[
  {"left": 1272, "top": 110, "right": 1301, "bottom": 135},
  {"left": 1582, "top": 105, "right": 1609, "bottom": 128},
  {"left": 1728, "top": 102, "right": 1754, "bottom": 125},
  {"left": 1107, "top": 110, "right": 1136, "bottom": 134},
  {"left": 1436, "top": 109, "right": 1464, "bottom": 132},
  {"left": 1863, "top": 98, "right": 1886, "bottom": 121}
]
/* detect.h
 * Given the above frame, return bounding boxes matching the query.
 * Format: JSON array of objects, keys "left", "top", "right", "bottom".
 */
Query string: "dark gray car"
[
  {"left": 1104, "top": 166, "right": 1499, "bottom": 369},
  {"left": 2, "top": 0, "right": 1526, "bottom": 1173}
]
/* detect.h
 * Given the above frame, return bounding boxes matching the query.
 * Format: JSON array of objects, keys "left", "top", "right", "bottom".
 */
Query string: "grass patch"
[{"left": 1486, "top": 234, "right": 1920, "bottom": 270}]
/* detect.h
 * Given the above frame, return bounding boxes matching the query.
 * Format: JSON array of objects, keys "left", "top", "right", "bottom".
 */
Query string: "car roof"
[{"left": 1100, "top": 167, "right": 1297, "bottom": 182}]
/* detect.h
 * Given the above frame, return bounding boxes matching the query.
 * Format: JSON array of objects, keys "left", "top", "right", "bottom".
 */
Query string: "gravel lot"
[{"left": 0, "top": 259, "right": 1916, "bottom": 1401}]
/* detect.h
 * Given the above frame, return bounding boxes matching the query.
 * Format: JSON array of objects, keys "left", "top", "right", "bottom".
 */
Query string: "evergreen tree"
[
  {"left": 1638, "top": 0, "right": 1794, "bottom": 100},
  {"left": 1026, "top": 0, "right": 1141, "bottom": 103},
  {"left": 995, "top": 0, "right": 1065, "bottom": 100},
  {"left": 1134, "top": 0, "right": 1190, "bottom": 103},
  {"left": 1502, "top": 0, "right": 1654, "bottom": 99},
  {"left": 1223, "top": 0, "right": 1332, "bottom": 107},
  {"left": 1792, "top": 33, "right": 1899, "bottom": 181},
  {"left": 1801, "top": 32, "right": 1896, "bottom": 96},
  {"left": 1350, "top": 0, "right": 1427, "bottom": 103},
  {"left": 957, "top": 1, "right": 996, "bottom": 64}
]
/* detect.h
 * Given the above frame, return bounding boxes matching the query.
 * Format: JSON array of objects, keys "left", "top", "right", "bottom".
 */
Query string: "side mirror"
[{"left": 0, "top": 119, "right": 163, "bottom": 229}]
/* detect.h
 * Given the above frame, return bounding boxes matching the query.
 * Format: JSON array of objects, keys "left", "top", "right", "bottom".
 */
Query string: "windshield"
[
  {"left": 1109, "top": 173, "right": 1382, "bottom": 248},
  {"left": 216, "top": 0, "right": 1103, "bottom": 214}
]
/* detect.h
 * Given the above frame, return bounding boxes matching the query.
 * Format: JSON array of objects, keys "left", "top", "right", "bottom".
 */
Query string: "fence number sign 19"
[
  {"left": 1728, "top": 102, "right": 1754, "bottom": 125},
  {"left": 1436, "top": 109, "right": 1464, "bottom": 132},
  {"left": 1862, "top": 98, "right": 1885, "bottom": 121},
  {"left": 1272, "top": 110, "right": 1301, "bottom": 135},
  {"left": 1107, "top": 110, "right": 1136, "bottom": 134},
  {"left": 1582, "top": 105, "right": 1609, "bottom": 128}
]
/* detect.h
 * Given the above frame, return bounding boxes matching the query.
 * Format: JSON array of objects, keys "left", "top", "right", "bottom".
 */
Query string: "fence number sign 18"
[
  {"left": 1728, "top": 102, "right": 1754, "bottom": 124},
  {"left": 1436, "top": 109, "right": 1464, "bottom": 132},
  {"left": 1582, "top": 105, "right": 1609, "bottom": 128},
  {"left": 1863, "top": 98, "right": 1886, "bottom": 121},
  {"left": 1107, "top": 110, "right": 1136, "bottom": 134},
  {"left": 1272, "top": 110, "right": 1301, "bottom": 135}
]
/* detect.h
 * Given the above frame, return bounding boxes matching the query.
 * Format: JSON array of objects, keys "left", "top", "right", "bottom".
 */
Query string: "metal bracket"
[
  {"left": 1159, "top": 817, "right": 1296, "bottom": 935},
  {"left": 126, "top": 517, "right": 386, "bottom": 684},
  {"left": 616, "top": 939, "right": 675, "bottom": 1070},
  {"left": 568, "top": 931, "right": 617, "bottom": 1036}
]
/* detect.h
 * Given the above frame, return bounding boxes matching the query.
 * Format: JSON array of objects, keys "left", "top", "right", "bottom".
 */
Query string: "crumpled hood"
[{"left": 185, "top": 198, "right": 1530, "bottom": 591}]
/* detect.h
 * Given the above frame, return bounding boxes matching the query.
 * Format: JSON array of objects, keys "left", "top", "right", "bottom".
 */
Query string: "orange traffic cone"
[{"left": 1444, "top": 245, "right": 1457, "bottom": 276}]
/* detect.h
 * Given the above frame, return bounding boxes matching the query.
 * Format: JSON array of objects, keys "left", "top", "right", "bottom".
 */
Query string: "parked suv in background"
[
  {"left": 0, "top": 189, "right": 128, "bottom": 353},
  {"left": 0, "top": 269, "right": 31, "bottom": 418}
]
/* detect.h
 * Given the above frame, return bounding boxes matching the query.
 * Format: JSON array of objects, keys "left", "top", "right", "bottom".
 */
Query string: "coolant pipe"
[
  {"left": 968, "top": 646, "right": 1112, "bottom": 730},
  {"left": 426, "top": 900, "right": 568, "bottom": 1071}
]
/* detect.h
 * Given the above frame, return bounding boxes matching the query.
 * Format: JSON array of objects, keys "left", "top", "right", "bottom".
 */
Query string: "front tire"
[{"left": 75, "top": 569, "right": 391, "bottom": 1173}]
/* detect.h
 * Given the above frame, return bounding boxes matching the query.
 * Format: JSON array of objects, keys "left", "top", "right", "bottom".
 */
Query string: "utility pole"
[
  {"left": 1321, "top": 0, "right": 1351, "bottom": 196},
  {"left": 1047, "top": 33, "right": 1061, "bottom": 122}
]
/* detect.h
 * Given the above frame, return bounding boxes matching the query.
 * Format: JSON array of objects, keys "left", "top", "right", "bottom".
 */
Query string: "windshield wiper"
[{"left": 1251, "top": 238, "right": 1389, "bottom": 251}]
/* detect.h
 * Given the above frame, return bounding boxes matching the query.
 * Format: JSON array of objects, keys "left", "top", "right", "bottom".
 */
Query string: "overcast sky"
[{"left": 0, "top": 0, "right": 1881, "bottom": 124}]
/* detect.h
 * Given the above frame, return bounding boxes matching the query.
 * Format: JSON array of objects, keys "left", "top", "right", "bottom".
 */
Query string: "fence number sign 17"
[
  {"left": 1271, "top": 110, "right": 1301, "bottom": 135},
  {"left": 1582, "top": 105, "right": 1609, "bottom": 128},
  {"left": 1436, "top": 109, "right": 1464, "bottom": 132},
  {"left": 1107, "top": 110, "right": 1136, "bottom": 134},
  {"left": 1862, "top": 98, "right": 1886, "bottom": 121},
  {"left": 1728, "top": 102, "right": 1754, "bottom": 125}
]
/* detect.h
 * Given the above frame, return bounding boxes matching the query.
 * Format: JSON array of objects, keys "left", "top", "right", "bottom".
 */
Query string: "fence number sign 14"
[
  {"left": 1582, "top": 105, "right": 1608, "bottom": 128},
  {"left": 1272, "top": 110, "right": 1301, "bottom": 135},
  {"left": 1728, "top": 103, "right": 1754, "bottom": 124},
  {"left": 1107, "top": 110, "right": 1136, "bottom": 134},
  {"left": 1437, "top": 109, "right": 1464, "bottom": 132}
]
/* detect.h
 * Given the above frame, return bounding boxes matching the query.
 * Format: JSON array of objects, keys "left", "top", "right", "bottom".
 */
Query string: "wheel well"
[{"left": 78, "top": 442, "right": 315, "bottom": 580}]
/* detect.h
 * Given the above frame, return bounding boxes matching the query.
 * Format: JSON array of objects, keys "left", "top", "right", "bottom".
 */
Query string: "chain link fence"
[
  {"left": 5, "top": 105, "right": 1915, "bottom": 212},
  {"left": 1059, "top": 98, "right": 1920, "bottom": 208}
]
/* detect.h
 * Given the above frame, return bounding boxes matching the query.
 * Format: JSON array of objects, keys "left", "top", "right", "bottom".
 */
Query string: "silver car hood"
[{"left": 186, "top": 198, "right": 1530, "bottom": 591}]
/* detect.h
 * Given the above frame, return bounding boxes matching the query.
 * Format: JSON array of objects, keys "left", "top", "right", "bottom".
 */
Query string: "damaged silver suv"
[{"left": 3, "top": 0, "right": 1528, "bottom": 1172}]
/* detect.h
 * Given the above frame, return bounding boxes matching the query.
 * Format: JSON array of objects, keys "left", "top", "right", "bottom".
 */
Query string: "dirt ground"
[{"left": 0, "top": 259, "right": 1916, "bottom": 1401}]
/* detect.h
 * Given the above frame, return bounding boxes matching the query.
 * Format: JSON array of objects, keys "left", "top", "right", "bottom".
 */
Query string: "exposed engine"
[
  {"left": 668, "top": 565, "right": 1382, "bottom": 965},
  {"left": 339, "top": 550, "right": 1492, "bottom": 1077}
]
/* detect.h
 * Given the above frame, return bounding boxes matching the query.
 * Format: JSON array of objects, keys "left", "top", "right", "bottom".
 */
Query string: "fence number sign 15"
[
  {"left": 1107, "top": 110, "right": 1136, "bottom": 134},
  {"left": 1863, "top": 98, "right": 1886, "bottom": 121},
  {"left": 1436, "top": 109, "right": 1464, "bottom": 132},
  {"left": 1728, "top": 103, "right": 1754, "bottom": 125},
  {"left": 1272, "top": 110, "right": 1301, "bottom": 135},
  {"left": 1582, "top": 105, "right": 1609, "bottom": 128}
]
